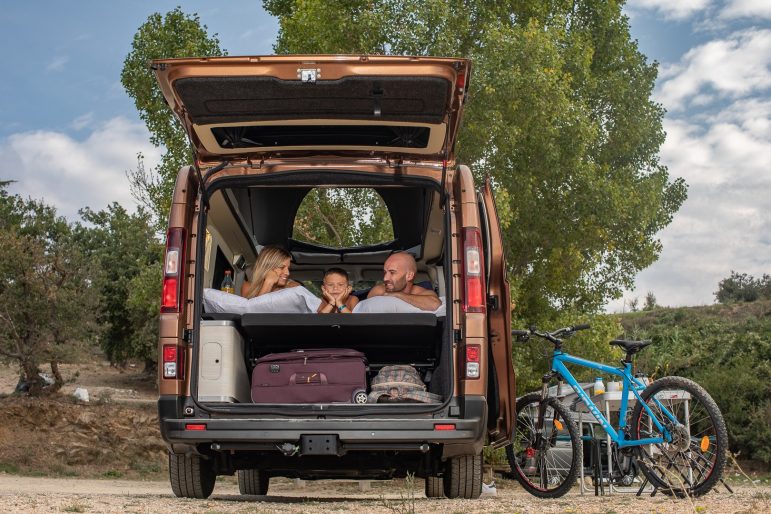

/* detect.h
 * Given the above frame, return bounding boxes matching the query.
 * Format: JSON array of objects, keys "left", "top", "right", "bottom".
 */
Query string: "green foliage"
[
  {"left": 621, "top": 301, "right": 771, "bottom": 464},
  {"left": 643, "top": 291, "right": 657, "bottom": 311},
  {"left": 512, "top": 311, "right": 624, "bottom": 395},
  {"left": 0, "top": 186, "right": 98, "bottom": 395},
  {"left": 121, "top": 7, "right": 225, "bottom": 227},
  {"left": 293, "top": 188, "right": 394, "bottom": 247},
  {"left": 263, "top": 0, "right": 687, "bottom": 318},
  {"left": 77, "top": 204, "right": 161, "bottom": 367},
  {"left": 715, "top": 271, "right": 771, "bottom": 304}
]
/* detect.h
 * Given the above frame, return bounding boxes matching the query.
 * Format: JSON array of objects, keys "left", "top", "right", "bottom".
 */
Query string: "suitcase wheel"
[{"left": 353, "top": 390, "right": 368, "bottom": 404}]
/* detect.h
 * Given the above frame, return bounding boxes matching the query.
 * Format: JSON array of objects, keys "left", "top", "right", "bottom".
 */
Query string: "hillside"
[{"left": 618, "top": 299, "right": 771, "bottom": 465}]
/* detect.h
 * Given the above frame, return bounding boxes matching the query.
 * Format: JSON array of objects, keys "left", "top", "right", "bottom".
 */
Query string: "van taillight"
[
  {"left": 161, "top": 228, "right": 186, "bottom": 313},
  {"left": 162, "top": 344, "right": 184, "bottom": 379},
  {"left": 464, "top": 344, "right": 481, "bottom": 379},
  {"left": 462, "top": 227, "right": 486, "bottom": 313}
]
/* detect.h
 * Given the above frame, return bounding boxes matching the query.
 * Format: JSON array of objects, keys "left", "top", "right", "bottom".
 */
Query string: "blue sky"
[{"left": 1, "top": 1, "right": 769, "bottom": 309}]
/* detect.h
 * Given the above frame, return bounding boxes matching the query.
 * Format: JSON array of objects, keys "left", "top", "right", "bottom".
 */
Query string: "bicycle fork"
[{"left": 531, "top": 371, "right": 560, "bottom": 479}]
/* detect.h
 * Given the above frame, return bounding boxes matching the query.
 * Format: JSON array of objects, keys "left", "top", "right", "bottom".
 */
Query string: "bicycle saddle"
[{"left": 609, "top": 339, "right": 652, "bottom": 355}]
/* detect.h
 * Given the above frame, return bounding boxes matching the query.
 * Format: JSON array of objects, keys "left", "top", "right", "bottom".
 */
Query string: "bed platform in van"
[{"left": 201, "top": 312, "right": 444, "bottom": 364}]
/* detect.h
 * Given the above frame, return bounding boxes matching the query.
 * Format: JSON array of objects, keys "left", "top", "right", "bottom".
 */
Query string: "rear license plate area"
[{"left": 300, "top": 434, "right": 340, "bottom": 455}]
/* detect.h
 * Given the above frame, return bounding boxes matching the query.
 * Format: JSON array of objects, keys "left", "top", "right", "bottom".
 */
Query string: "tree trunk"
[
  {"left": 49, "top": 359, "right": 64, "bottom": 394},
  {"left": 21, "top": 359, "right": 42, "bottom": 396}
]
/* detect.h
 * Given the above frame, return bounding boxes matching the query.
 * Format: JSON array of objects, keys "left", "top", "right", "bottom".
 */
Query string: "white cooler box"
[{"left": 197, "top": 320, "right": 251, "bottom": 403}]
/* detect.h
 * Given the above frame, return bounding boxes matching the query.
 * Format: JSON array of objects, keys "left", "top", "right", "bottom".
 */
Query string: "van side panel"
[
  {"left": 158, "top": 166, "right": 198, "bottom": 397},
  {"left": 454, "top": 165, "right": 487, "bottom": 397}
]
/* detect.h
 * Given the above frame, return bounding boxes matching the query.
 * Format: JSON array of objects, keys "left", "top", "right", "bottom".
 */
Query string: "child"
[{"left": 317, "top": 268, "right": 359, "bottom": 314}]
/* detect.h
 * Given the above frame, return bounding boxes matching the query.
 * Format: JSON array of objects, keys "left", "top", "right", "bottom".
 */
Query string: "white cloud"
[
  {"left": 0, "top": 117, "right": 162, "bottom": 221},
  {"left": 608, "top": 99, "right": 771, "bottom": 311},
  {"left": 656, "top": 29, "right": 771, "bottom": 111},
  {"left": 721, "top": 0, "right": 771, "bottom": 19},
  {"left": 46, "top": 55, "right": 69, "bottom": 72},
  {"left": 627, "top": 0, "right": 712, "bottom": 20}
]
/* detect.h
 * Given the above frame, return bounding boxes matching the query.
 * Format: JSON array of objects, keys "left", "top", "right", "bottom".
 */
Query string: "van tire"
[
  {"left": 425, "top": 476, "right": 444, "bottom": 498},
  {"left": 169, "top": 452, "right": 216, "bottom": 499},
  {"left": 238, "top": 469, "right": 269, "bottom": 495},
  {"left": 443, "top": 454, "right": 482, "bottom": 499}
]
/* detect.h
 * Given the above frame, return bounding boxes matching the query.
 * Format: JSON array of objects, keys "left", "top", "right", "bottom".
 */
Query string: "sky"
[{"left": 0, "top": 1, "right": 769, "bottom": 310}]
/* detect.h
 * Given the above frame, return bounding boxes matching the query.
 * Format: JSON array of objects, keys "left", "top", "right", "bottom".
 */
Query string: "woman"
[{"left": 241, "top": 246, "right": 300, "bottom": 299}]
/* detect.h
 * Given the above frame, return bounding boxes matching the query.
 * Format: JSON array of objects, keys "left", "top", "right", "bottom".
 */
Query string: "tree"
[
  {"left": 715, "top": 271, "right": 771, "bottom": 304},
  {"left": 121, "top": 7, "right": 226, "bottom": 228},
  {"left": 294, "top": 188, "right": 394, "bottom": 247},
  {"left": 76, "top": 204, "right": 161, "bottom": 369},
  {"left": 263, "top": 0, "right": 687, "bottom": 318},
  {"left": 0, "top": 186, "right": 98, "bottom": 395},
  {"left": 643, "top": 291, "right": 657, "bottom": 311}
]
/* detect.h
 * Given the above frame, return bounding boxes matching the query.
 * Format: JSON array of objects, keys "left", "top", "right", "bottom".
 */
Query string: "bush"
[
  {"left": 621, "top": 301, "right": 771, "bottom": 464},
  {"left": 715, "top": 271, "right": 771, "bottom": 304}
]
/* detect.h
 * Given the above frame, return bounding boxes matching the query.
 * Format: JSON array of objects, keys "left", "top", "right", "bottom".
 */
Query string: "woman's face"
[
  {"left": 274, "top": 258, "right": 291, "bottom": 286},
  {"left": 323, "top": 273, "right": 348, "bottom": 295}
]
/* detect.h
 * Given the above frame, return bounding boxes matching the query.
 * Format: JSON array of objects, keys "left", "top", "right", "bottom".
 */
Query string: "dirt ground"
[
  {"left": 0, "top": 474, "right": 767, "bottom": 514},
  {"left": 0, "top": 361, "right": 769, "bottom": 513}
]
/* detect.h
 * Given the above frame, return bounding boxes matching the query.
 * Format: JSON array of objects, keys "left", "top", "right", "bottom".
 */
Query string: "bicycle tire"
[
  {"left": 506, "top": 392, "right": 581, "bottom": 498},
  {"left": 630, "top": 376, "right": 727, "bottom": 497}
]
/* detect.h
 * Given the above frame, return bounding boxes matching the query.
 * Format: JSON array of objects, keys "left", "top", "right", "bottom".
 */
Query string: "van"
[{"left": 154, "top": 55, "right": 515, "bottom": 500}]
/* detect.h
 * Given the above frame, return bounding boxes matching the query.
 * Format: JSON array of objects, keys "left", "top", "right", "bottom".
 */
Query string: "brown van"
[{"left": 153, "top": 55, "right": 515, "bottom": 500}]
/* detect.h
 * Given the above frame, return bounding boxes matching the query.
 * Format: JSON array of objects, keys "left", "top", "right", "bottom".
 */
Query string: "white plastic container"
[
  {"left": 593, "top": 377, "right": 605, "bottom": 396},
  {"left": 197, "top": 320, "right": 251, "bottom": 403}
]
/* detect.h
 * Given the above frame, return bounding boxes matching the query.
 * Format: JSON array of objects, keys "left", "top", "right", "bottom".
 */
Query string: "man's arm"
[
  {"left": 386, "top": 287, "right": 441, "bottom": 311},
  {"left": 367, "top": 284, "right": 386, "bottom": 298}
]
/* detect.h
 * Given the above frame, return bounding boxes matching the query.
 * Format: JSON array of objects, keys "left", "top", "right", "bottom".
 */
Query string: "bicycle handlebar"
[{"left": 511, "top": 323, "right": 591, "bottom": 344}]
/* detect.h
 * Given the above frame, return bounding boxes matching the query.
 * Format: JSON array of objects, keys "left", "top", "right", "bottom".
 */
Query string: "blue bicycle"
[{"left": 506, "top": 324, "right": 728, "bottom": 498}]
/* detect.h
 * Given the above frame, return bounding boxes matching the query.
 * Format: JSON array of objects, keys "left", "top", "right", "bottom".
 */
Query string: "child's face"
[{"left": 323, "top": 273, "right": 348, "bottom": 295}]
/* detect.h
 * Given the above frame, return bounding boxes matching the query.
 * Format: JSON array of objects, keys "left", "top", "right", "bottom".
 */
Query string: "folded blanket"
[
  {"left": 352, "top": 295, "right": 446, "bottom": 316},
  {"left": 203, "top": 286, "right": 322, "bottom": 314}
]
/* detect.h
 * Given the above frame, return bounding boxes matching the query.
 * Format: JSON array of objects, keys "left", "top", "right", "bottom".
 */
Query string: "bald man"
[{"left": 367, "top": 252, "right": 441, "bottom": 311}]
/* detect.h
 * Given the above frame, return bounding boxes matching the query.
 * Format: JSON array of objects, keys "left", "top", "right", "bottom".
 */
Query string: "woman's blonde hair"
[{"left": 244, "top": 246, "right": 292, "bottom": 299}]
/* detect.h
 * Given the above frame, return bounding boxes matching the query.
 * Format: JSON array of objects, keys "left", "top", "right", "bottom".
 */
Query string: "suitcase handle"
[{"left": 290, "top": 372, "right": 328, "bottom": 385}]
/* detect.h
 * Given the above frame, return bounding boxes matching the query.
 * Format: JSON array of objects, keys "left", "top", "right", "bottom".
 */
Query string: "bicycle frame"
[{"left": 549, "top": 350, "right": 677, "bottom": 448}]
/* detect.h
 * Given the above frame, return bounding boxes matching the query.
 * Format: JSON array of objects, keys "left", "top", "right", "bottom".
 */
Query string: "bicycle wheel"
[
  {"left": 506, "top": 392, "right": 580, "bottom": 498},
  {"left": 630, "top": 376, "right": 727, "bottom": 497}
]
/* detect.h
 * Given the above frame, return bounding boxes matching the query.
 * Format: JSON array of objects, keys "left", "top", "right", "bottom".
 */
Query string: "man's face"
[{"left": 383, "top": 255, "right": 413, "bottom": 292}]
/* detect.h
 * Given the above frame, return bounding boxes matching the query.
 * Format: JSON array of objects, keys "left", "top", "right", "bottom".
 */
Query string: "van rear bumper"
[{"left": 159, "top": 395, "right": 487, "bottom": 458}]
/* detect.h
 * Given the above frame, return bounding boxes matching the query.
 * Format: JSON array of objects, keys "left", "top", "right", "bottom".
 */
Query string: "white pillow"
[
  {"left": 203, "top": 286, "right": 321, "bottom": 314},
  {"left": 352, "top": 295, "right": 446, "bottom": 316}
]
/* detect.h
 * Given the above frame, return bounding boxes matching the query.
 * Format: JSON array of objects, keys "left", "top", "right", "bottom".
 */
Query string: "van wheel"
[
  {"left": 443, "top": 454, "right": 482, "bottom": 499},
  {"left": 425, "top": 476, "right": 444, "bottom": 498},
  {"left": 238, "top": 469, "right": 269, "bottom": 495},
  {"left": 168, "top": 451, "right": 216, "bottom": 499}
]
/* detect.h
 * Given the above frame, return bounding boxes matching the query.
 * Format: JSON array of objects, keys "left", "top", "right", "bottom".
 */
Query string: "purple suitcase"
[{"left": 251, "top": 348, "right": 368, "bottom": 404}]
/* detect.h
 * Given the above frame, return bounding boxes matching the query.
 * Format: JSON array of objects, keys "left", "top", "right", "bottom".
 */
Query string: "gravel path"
[{"left": 0, "top": 474, "right": 767, "bottom": 513}]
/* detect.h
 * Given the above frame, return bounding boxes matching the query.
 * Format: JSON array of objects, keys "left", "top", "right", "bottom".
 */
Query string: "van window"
[{"left": 292, "top": 187, "right": 394, "bottom": 248}]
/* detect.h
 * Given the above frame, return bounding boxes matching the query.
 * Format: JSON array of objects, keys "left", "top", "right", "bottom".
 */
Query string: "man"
[{"left": 367, "top": 252, "right": 441, "bottom": 311}]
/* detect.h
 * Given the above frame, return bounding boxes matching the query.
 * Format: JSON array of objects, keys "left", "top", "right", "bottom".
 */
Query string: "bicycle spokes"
[
  {"left": 631, "top": 376, "right": 727, "bottom": 497},
  {"left": 506, "top": 393, "right": 580, "bottom": 498}
]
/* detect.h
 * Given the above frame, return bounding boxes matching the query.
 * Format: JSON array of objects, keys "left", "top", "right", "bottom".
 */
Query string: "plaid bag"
[{"left": 368, "top": 365, "right": 442, "bottom": 403}]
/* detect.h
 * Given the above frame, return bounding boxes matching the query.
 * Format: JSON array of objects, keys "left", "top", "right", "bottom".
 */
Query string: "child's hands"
[
  {"left": 321, "top": 285, "right": 336, "bottom": 305},
  {"left": 338, "top": 285, "right": 352, "bottom": 303}
]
